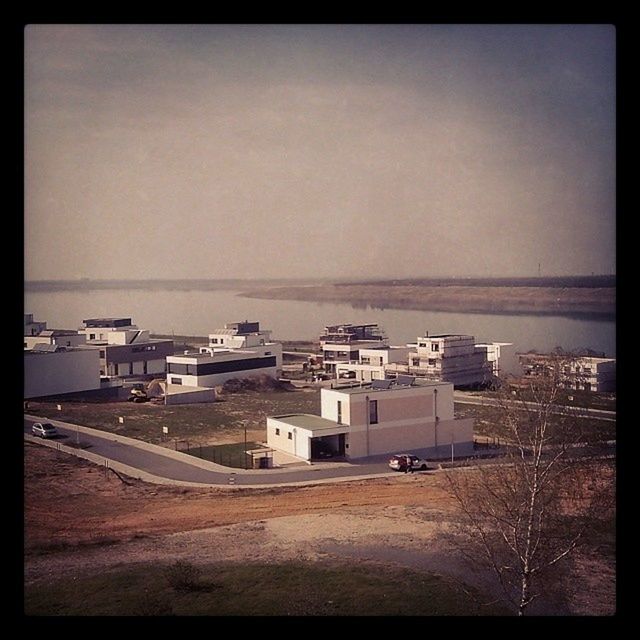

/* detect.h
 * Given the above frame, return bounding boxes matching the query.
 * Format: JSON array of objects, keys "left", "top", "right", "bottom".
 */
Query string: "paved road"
[
  {"left": 24, "top": 417, "right": 396, "bottom": 486},
  {"left": 453, "top": 392, "right": 616, "bottom": 422}
]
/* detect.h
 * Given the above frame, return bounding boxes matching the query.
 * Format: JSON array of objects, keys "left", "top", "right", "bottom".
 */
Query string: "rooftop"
[
  {"left": 329, "top": 378, "right": 446, "bottom": 394},
  {"left": 269, "top": 414, "right": 345, "bottom": 433}
]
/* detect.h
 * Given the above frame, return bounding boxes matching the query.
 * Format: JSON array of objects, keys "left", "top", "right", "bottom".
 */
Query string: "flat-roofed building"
[
  {"left": 267, "top": 377, "right": 474, "bottom": 461},
  {"left": 24, "top": 346, "right": 101, "bottom": 399},
  {"left": 319, "top": 323, "right": 389, "bottom": 375}
]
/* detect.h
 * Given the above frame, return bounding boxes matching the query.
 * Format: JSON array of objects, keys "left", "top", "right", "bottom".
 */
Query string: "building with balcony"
[
  {"left": 518, "top": 352, "right": 616, "bottom": 392},
  {"left": 205, "top": 321, "right": 282, "bottom": 368},
  {"left": 319, "top": 323, "right": 389, "bottom": 375},
  {"left": 267, "top": 377, "right": 474, "bottom": 461}
]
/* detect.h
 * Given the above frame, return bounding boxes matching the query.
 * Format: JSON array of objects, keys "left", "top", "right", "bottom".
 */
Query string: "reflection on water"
[{"left": 24, "top": 288, "right": 616, "bottom": 375}]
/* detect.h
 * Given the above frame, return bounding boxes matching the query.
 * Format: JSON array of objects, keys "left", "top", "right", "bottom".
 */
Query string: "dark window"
[
  {"left": 66, "top": 341, "right": 71, "bottom": 346},
  {"left": 171, "top": 377, "right": 182, "bottom": 385},
  {"left": 412, "top": 358, "right": 420, "bottom": 366},
  {"left": 369, "top": 400, "right": 378, "bottom": 424},
  {"left": 265, "top": 351, "right": 272, "bottom": 356},
  {"left": 99, "top": 350, "right": 106, "bottom": 358},
  {"left": 337, "top": 400, "right": 342, "bottom": 424},
  {"left": 431, "top": 343, "right": 439, "bottom": 352},
  {"left": 428, "top": 359, "right": 436, "bottom": 366},
  {"left": 275, "top": 428, "right": 280, "bottom": 436},
  {"left": 129, "top": 363, "right": 134, "bottom": 375},
  {"left": 89, "top": 333, "right": 96, "bottom": 340},
  {"left": 288, "top": 432, "right": 292, "bottom": 440}
]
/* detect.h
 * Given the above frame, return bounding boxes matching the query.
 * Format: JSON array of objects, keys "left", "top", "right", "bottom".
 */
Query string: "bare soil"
[{"left": 24, "top": 442, "right": 615, "bottom": 615}]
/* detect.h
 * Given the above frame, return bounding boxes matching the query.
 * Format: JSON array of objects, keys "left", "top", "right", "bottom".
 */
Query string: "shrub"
[{"left": 164, "top": 560, "right": 202, "bottom": 592}]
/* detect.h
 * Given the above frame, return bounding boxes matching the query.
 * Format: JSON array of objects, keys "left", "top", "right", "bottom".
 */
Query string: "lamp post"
[{"left": 244, "top": 421, "right": 247, "bottom": 470}]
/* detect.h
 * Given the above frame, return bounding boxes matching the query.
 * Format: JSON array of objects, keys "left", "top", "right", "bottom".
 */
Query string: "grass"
[
  {"left": 26, "top": 389, "right": 321, "bottom": 445},
  {"left": 180, "top": 441, "right": 267, "bottom": 468},
  {"left": 24, "top": 561, "right": 511, "bottom": 616},
  {"left": 455, "top": 403, "right": 617, "bottom": 443}
]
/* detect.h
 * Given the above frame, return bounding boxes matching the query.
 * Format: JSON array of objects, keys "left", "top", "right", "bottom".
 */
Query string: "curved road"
[{"left": 23, "top": 417, "right": 398, "bottom": 487}]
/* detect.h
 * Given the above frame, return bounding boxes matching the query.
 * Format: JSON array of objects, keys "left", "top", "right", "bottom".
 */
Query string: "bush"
[
  {"left": 164, "top": 560, "right": 202, "bottom": 592},
  {"left": 221, "top": 375, "right": 286, "bottom": 393}
]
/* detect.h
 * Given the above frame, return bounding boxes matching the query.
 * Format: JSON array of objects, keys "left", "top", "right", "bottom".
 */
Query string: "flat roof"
[
  {"left": 327, "top": 380, "right": 445, "bottom": 395},
  {"left": 268, "top": 414, "right": 346, "bottom": 433}
]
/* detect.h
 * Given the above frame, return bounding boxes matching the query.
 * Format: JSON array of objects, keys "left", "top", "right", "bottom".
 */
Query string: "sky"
[{"left": 24, "top": 24, "right": 616, "bottom": 281}]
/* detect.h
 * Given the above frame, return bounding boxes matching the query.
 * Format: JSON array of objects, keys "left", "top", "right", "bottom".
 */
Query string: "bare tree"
[{"left": 446, "top": 352, "right": 615, "bottom": 615}]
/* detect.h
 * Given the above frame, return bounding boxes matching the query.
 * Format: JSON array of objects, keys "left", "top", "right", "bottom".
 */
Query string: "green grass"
[
  {"left": 26, "top": 390, "right": 321, "bottom": 445},
  {"left": 24, "top": 561, "right": 511, "bottom": 616}
]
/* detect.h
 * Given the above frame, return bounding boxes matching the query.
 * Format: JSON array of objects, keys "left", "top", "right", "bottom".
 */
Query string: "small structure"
[{"left": 267, "top": 377, "right": 474, "bottom": 461}]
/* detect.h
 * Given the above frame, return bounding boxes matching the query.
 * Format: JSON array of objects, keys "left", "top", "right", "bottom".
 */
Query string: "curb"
[{"left": 24, "top": 434, "right": 400, "bottom": 489}]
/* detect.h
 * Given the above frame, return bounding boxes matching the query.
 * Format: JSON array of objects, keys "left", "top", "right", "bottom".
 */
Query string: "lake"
[{"left": 24, "top": 287, "right": 616, "bottom": 375}]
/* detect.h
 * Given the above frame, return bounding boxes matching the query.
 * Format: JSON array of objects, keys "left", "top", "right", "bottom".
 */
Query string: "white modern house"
[
  {"left": 518, "top": 352, "right": 616, "bottom": 392},
  {"left": 78, "top": 318, "right": 173, "bottom": 378},
  {"left": 24, "top": 345, "right": 101, "bottom": 399},
  {"left": 384, "top": 333, "right": 501, "bottom": 388},
  {"left": 267, "top": 377, "right": 474, "bottom": 461},
  {"left": 167, "top": 321, "right": 282, "bottom": 388},
  {"left": 335, "top": 346, "right": 411, "bottom": 383},
  {"left": 319, "top": 323, "right": 389, "bottom": 375}
]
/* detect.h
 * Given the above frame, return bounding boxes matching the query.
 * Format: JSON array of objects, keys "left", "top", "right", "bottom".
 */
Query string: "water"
[{"left": 24, "top": 287, "right": 616, "bottom": 375}]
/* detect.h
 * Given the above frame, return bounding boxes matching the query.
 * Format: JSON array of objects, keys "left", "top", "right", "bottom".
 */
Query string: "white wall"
[{"left": 24, "top": 349, "right": 101, "bottom": 398}]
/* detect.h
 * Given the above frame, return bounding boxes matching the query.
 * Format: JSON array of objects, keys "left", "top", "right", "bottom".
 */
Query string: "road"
[
  {"left": 453, "top": 391, "right": 616, "bottom": 422},
  {"left": 24, "top": 417, "right": 396, "bottom": 487}
]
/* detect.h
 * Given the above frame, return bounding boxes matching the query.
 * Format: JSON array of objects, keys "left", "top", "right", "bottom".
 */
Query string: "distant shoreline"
[{"left": 240, "top": 283, "right": 616, "bottom": 320}]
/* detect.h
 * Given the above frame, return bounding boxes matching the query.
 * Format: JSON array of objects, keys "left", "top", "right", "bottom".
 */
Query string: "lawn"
[
  {"left": 26, "top": 389, "right": 321, "bottom": 446},
  {"left": 24, "top": 561, "right": 510, "bottom": 616}
]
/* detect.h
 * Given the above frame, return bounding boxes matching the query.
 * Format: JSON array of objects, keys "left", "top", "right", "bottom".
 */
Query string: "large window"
[
  {"left": 369, "top": 399, "right": 378, "bottom": 424},
  {"left": 431, "top": 343, "right": 439, "bottom": 352}
]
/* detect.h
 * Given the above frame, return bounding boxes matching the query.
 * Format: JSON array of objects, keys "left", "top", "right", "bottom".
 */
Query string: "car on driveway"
[
  {"left": 31, "top": 422, "right": 58, "bottom": 439},
  {"left": 388, "top": 453, "right": 429, "bottom": 472}
]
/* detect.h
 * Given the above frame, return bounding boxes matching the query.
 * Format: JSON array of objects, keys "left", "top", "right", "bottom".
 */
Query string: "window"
[
  {"left": 89, "top": 333, "right": 96, "bottom": 340},
  {"left": 428, "top": 359, "right": 436, "bottom": 366},
  {"left": 171, "top": 377, "right": 182, "bottom": 385},
  {"left": 220, "top": 338, "right": 224, "bottom": 344},
  {"left": 288, "top": 432, "right": 293, "bottom": 440},
  {"left": 361, "top": 356, "right": 370, "bottom": 364},
  {"left": 99, "top": 350, "right": 105, "bottom": 358},
  {"left": 412, "top": 358, "right": 420, "bottom": 367},
  {"left": 211, "top": 338, "right": 218, "bottom": 344},
  {"left": 369, "top": 399, "right": 378, "bottom": 424},
  {"left": 431, "top": 343, "right": 439, "bottom": 352},
  {"left": 337, "top": 400, "right": 342, "bottom": 424},
  {"left": 265, "top": 351, "right": 272, "bottom": 356},
  {"left": 66, "top": 341, "right": 71, "bottom": 346},
  {"left": 419, "top": 343, "right": 427, "bottom": 348},
  {"left": 275, "top": 428, "right": 280, "bottom": 436}
]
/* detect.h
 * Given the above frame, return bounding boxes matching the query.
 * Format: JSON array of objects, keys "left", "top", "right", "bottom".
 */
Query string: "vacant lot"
[
  {"left": 26, "top": 389, "right": 321, "bottom": 447},
  {"left": 24, "top": 443, "right": 615, "bottom": 616}
]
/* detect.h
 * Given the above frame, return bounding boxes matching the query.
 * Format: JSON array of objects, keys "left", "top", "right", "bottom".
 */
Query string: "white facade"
[
  {"left": 268, "top": 380, "right": 474, "bottom": 461},
  {"left": 24, "top": 348, "right": 101, "bottom": 399},
  {"left": 167, "top": 348, "right": 279, "bottom": 388},
  {"left": 206, "top": 322, "right": 282, "bottom": 369}
]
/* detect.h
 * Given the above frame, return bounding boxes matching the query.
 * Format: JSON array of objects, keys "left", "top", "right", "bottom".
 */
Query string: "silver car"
[
  {"left": 388, "top": 454, "right": 429, "bottom": 472},
  {"left": 31, "top": 422, "right": 58, "bottom": 439}
]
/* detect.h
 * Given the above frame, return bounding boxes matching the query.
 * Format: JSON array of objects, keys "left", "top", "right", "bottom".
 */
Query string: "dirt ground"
[{"left": 23, "top": 442, "right": 616, "bottom": 616}]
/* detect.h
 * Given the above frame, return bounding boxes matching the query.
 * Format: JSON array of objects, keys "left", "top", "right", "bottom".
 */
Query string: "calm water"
[{"left": 24, "top": 288, "right": 616, "bottom": 375}]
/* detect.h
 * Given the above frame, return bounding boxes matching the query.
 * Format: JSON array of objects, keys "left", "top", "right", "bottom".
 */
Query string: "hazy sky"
[{"left": 25, "top": 24, "right": 615, "bottom": 280}]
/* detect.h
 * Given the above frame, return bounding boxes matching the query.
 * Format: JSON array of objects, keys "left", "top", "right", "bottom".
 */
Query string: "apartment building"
[{"left": 319, "top": 323, "right": 389, "bottom": 375}]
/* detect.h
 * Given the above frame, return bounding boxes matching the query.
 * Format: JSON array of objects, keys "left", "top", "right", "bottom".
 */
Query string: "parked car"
[
  {"left": 31, "top": 422, "right": 58, "bottom": 439},
  {"left": 388, "top": 454, "right": 429, "bottom": 472}
]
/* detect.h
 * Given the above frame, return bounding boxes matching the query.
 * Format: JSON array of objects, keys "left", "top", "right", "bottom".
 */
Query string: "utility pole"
[{"left": 244, "top": 421, "right": 247, "bottom": 470}]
